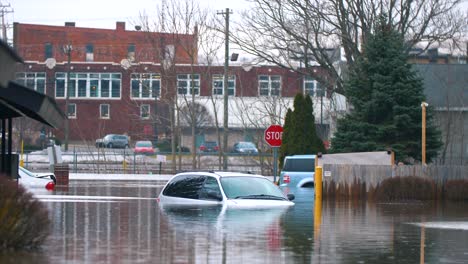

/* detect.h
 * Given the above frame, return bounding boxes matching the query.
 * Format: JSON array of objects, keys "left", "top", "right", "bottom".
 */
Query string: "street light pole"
[
  {"left": 421, "top": 102, "right": 428, "bottom": 165},
  {"left": 218, "top": 8, "right": 232, "bottom": 170},
  {"left": 64, "top": 44, "right": 72, "bottom": 151}
]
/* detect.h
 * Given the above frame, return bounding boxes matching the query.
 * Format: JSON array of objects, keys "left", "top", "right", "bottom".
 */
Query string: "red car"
[{"left": 134, "top": 141, "right": 155, "bottom": 155}]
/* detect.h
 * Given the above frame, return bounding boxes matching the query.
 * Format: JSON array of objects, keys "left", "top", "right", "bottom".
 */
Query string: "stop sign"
[{"left": 264, "top": 125, "right": 283, "bottom": 147}]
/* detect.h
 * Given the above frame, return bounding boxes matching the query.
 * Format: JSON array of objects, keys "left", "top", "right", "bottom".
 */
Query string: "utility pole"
[
  {"left": 217, "top": 8, "right": 232, "bottom": 170},
  {"left": 64, "top": 44, "right": 72, "bottom": 151},
  {"left": 0, "top": 2, "right": 13, "bottom": 43}
]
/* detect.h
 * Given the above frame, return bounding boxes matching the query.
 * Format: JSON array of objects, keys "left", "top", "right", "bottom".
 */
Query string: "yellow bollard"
[
  {"left": 315, "top": 166, "right": 322, "bottom": 200},
  {"left": 122, "top": 159, "right": 127, "bottom": 172},
  {"left": 314, "top": 166, "right": 323, "bottom": 241},
  {"left": 20, "top": 140, "right": 24, "bottom": 167}
]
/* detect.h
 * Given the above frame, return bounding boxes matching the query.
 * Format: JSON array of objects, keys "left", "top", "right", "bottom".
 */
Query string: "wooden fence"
[{"left": 321, "top": 164, "right": 468, "bottom": 199}]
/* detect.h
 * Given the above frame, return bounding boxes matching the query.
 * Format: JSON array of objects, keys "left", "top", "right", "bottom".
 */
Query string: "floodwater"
[{"left": 2, "top": 180, "right": 468, "bottom": 264}]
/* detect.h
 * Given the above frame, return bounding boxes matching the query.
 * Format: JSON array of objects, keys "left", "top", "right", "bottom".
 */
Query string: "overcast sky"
[{"left": 8, "top": 0, "right": 251, "bottom": 29}]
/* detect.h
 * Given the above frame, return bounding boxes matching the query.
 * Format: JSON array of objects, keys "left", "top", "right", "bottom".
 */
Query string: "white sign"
[
  {"left": 324, "top": 171, "right": 332, "bottom": 177},
  {"left": 156, "top": 155, "right": 166, "bottom": 163}
]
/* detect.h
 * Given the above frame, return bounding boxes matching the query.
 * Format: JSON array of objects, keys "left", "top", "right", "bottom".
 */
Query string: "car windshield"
[
  {"left": 239, "top": 142, "right": 255, "bottom": 148},
  {"left": 204, "top": 142, "right": 217, "bottom": 147},
  {"left": 220, "top": 176, "right": 286, "bottom": 200},
  {"left": 283, "top": 158, "right": 315, "bottom": 172},
  {"left": 136, "top": 141, "right": 152, "bottom": 147}
]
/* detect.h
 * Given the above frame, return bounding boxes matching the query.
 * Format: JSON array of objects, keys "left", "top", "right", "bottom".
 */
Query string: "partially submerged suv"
[{"left": 279, "top": 155, "right": 316, "bottom": 188}]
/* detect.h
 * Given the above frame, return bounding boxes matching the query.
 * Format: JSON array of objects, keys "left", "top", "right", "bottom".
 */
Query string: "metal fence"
[{"left": 20, "top": 148, "right": 274, "bottom": 175}]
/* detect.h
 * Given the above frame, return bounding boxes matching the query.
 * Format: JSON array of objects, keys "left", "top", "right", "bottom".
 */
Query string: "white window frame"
[
  {"left": 140, "top": 104, "right": 150, "bottom": 119},
  {"left": 303, "top": 76, "right": 325, "bottom": 97},
  {"left": 130, "top": 73, "right": 161, "bottom": 99},
  {"left": 177, "top": 74, "right": 200, "bottom": 96},
  {"left": 100, "top": 104, "right": 110, "bottom": 119},
  {"left": 55, "top": 72, "right": 121, "bottom": 99},
  {"left": 258, "top": 75, "right": 281, "bottom": 96},
  {"left": 15, "top": 72, "right": 46, "bottom": 94},
  {"left": 212, "top": 74, "right": 235, "bottom": 96},
  {"left": 67, "top": 103, "right": 77, "bottom": 119}
]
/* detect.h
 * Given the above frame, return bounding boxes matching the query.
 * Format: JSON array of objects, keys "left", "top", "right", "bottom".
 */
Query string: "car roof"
[
  {"left": 173, "top": 171, "right": 264, "bottom": 179},
  {"left": 285, "top": 154, "right": 316, "bottom": 159}
]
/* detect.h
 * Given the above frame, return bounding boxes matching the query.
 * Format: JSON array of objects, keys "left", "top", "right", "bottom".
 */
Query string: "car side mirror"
[{"left": 287, "top": 193, "right": 295, "bottom": 201}]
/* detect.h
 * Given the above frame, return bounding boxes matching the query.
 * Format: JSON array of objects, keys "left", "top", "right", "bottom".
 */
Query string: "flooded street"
[{"left": 2, "top": 179, "right": 468, "bottom": 264}]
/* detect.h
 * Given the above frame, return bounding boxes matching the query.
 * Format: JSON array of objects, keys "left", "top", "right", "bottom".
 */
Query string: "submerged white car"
[
  {"left": 158, "top": 171, "right": 295, "bottom": 208},
  {"left": 18, "top": 166, "right": 56, "bottom": 190}
]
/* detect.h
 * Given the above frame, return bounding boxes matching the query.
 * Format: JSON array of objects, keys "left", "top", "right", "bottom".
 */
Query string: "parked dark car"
[
  {"left": 96, "top": 134, "right": 129, "bottom": 148},
  {"left": 233, "top": 141, "right": 258, "bottom": 154},
  {"left": 199, "top": 141, "right": 219, "bottom": 153}
]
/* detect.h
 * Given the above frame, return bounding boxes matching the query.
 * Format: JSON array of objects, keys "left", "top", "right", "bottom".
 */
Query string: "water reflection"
[{"left": 2, "top": 181, "right": 467, "bottom": 264}]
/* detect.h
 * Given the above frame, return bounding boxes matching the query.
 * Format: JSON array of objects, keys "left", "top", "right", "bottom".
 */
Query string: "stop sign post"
[{"left": 264, "top": 125, "right": 283, "bottom": 182}]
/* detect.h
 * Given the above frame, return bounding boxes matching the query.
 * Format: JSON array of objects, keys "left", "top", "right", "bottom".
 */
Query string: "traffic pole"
[{"left": 273, "top": 147, "right": 278, "bottom": 183}]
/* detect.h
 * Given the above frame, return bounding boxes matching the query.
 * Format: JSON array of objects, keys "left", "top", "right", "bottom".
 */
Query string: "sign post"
[{"left": 264, "top": 125, "right": 283, "bottom": 183}]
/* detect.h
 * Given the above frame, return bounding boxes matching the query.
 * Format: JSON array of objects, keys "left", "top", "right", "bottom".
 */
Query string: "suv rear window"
[{"left": 283, "top": 158, "right": 315, "bottom": 172}]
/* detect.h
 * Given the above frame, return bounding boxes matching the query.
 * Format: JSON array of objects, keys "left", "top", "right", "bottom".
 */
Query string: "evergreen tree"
[
  {"left": 279, "top": 109, "right": 293, "bottom": 169},
  {"left": 330, "top": 16, "right": 442, "bottom": 163},
  {"left": 280, "top": 93, "right": 325, "bottom": 168}
]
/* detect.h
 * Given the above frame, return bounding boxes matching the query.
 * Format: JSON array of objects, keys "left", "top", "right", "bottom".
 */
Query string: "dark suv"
[
  {"left": 199, "top": 141, "right": 219, "bottom": 153},
  {"left": 96, "top": 134, "right": 129, "bottom": 148}
]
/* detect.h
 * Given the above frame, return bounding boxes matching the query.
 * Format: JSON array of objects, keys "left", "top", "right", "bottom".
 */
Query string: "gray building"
[{"left": 414, "top": 64, "right": 468, "bottom": 165}]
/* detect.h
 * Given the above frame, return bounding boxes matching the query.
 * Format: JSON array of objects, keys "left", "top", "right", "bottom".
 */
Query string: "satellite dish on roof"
[
  {"left": 45, "top": 58, "right": 56, "bottom": 69},
  {"left": 120, "top": 59, "right": 131, "bottom": 70}
]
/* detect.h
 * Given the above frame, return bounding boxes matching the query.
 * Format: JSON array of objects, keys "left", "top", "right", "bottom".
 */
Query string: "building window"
[
  {"left": 45, "top": 43, "right": 53, "bottom": 59},
  {"left": 68, "top": 103, "right": 76, "bottom": 119},
  {"left": 212, "top": 74, "right": 235, "bottom": 96},
  {"left": 15, "top": 72, "right": 46, "bottom": 94},
  {"left": 131, "top": 73, "right": 161, "bottom": 99},
  {"left": 259, "top": 75, "right": 281, "bottom": 96},
  {"left": 55, "top": 72, "right": 121, "bottom": 99},
  {"left": 304, "top": 76, "right": 325, "bottom": 97},
  {"left": 100, "top": 104, "right": 110, "bottom": 119},
  {"left": 140, "top": 104, "right": 150, "bottom": 119},
  {"left": 86, "top": 44, "right": 94, "bottom": 62},
  {"left": 177, "top": 74, "right": 200, "bottom": 96},
  {"left": 128, "top": 44, "right": 135, "bottom": 61}
]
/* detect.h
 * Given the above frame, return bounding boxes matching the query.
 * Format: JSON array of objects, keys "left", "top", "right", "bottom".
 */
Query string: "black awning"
[{"left": 0, "top": 82, "right": 66, "bottom": 128}]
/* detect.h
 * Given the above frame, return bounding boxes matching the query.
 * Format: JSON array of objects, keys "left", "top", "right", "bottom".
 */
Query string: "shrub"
[
  {"left": 444, "top": 179, "right": 468, "bottom": 201},
  {"left": 375, "top": 176, "right": 436, "bottom": 202},
  {"left": 0, "top": 175, "right": 50, "bottom": 251}
]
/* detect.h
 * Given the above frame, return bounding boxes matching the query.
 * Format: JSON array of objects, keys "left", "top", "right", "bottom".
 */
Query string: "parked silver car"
[{"left": 96, "top": 134, "right": 129, "bottom": 148}]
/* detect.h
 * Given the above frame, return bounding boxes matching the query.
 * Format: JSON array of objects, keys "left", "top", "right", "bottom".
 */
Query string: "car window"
[
  {"left": 283, "top": 158, "right": 315, "bottom": 172},
  {"left": 198, "top": 176, "right": 222, "bottom": 201},
  {"left": 136, "top": 141, "right": 152, "bottom": 147},
  {"left": 162, "top": 175, "right": 206, "bottom": 199},
  {"left": 220, "top": 176, "right": 285, "bottom": 199}
]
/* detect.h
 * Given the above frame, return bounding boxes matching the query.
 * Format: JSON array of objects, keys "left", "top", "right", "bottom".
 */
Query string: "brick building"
[{"left": 13, "top": 22, "right": 335, "bottom": 150}]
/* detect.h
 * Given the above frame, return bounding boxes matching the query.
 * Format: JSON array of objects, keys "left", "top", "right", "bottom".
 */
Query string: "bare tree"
[{"left": 230, "top": 0, "right": 467, "bottom": 95}]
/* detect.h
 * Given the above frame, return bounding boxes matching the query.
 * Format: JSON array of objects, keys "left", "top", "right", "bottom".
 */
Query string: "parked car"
[
  {"left": 158, "top": 171, "right": 295, "bottom": 208},
  {"left": 134, "top": 140, "right": 155, "bottom": 155},
  {"left": 18, "top": 166, "right": 55, "bottom": 190},
  {"left": 279, "top": 155, "right": 316, "bottom": 188},
  {"left": 96, "top": 134, "right": 129, "bottom": 148},
  {"left": 199, "top": 141, "right": 219, "bottom": 153},
  {"left": 233, "top": 141, "right": 258, "bottom": 154}
]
